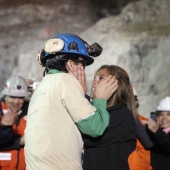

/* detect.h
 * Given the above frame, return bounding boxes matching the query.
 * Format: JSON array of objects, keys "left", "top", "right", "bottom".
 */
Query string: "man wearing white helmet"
[
  {"left": 0, "top": 75, "right": 29, "bottom": 170},
  {"left": 147, "top": 97, "right": 170, "bottom": 170},
  {"left": 24, "top": 33, "right": 118, "bottom": 170}
]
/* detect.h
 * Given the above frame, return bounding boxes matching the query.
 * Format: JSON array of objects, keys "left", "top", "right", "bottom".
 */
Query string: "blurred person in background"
[
  {"left": 82, "top": 65, "right": 137, "bottom": 170},
  {"left": 0, "top": 75, "right": 29, "bottom": 170},
  {"left": 25, "top": 79, "right": 40, "bottom": 101},
  {"left": 147, "top": 97, "right": 170, "bottom": 170},
  {"left": 24, "top": 33, "right": 118, "bottom": 170},
  {"left": 128, "top": 87, "right": 153, "bottom": 170}
]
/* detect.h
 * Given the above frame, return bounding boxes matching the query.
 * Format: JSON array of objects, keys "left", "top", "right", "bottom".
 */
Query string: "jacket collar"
[
  {"left": 47, "top": 69, "right": 61, "bottom": 74},
  {"left": 107, "top": 102, "right": 126, "bottom": 111}
]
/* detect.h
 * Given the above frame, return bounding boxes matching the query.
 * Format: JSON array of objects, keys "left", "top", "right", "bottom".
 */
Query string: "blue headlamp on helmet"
[{"left": 38, "top": 33, "right": 102, "bottom": 67}]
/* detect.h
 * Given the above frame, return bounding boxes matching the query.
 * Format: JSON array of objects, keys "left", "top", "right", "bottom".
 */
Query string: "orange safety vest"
[
  {"left": 128, "top": 114, "right": 152, "bottom": 170},
  {"left": 0, "top": 101, "right": 27, "bottom": 170}
]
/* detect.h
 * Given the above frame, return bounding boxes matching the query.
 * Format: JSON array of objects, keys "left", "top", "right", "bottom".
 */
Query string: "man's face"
[
  {"left": 157, "top": 111, "right": 170, "bottom": 128},
  {"left": 4, "top": 96, "right": 25, "bottom": 113}
]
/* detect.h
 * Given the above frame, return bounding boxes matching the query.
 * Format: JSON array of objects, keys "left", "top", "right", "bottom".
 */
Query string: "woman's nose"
[
  {"left": 162, "top": 115, "right": 167, "bottom": 120},
  {"left": 93, "top": 76, "right": 100, "bottom": 84},
  {"left": 92, "top": 79, "right": 98, "bottom": 86}
]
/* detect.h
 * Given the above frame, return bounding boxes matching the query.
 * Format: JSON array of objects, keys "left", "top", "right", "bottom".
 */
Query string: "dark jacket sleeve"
[
  {"left": 136, "top": 118, "right": 154, "bottom": 149},
  {"left": 0, "top": 125, "right": 14, "bottom": 145},
  {"left": 0, "top": 134, "right": 21, "bottom": 150},
  {"left": 149, "top": 128, "right": 170, "bottom": 153}
]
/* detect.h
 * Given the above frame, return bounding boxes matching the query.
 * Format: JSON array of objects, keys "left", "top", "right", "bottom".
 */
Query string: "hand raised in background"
[
  {"left": 147, "top": 118, "right": 160, "bottom": 133},
  {"left": 1, "top": 110, "right": 18, "bottom": 126}
]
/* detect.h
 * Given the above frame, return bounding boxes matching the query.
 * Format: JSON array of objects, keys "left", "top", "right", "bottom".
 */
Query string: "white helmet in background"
[
  {"left": 157, "top": 97, "right": 170, "bottom": 111},
  {"left": 1, "top": 75, "right": 29, "bottom": 97}
]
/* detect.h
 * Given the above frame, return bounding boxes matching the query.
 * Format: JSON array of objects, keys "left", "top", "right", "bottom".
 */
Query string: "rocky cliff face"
[
  {"left": 0, "top": 0, "right": 170, "bottom": 117},
  {"left": 0, "top": 0, "right": 98, "bottom": 84},
  {"left": 80, "top": 0, "right": 170, "bottom": 116}
]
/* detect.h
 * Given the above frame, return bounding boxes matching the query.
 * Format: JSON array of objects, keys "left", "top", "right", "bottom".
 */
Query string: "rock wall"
[
  {"left": 80, "top": 0, "right": 170, "bottom": 117},
  {"left": 0, "top": 0, "right": 98, "bottom": 86}
]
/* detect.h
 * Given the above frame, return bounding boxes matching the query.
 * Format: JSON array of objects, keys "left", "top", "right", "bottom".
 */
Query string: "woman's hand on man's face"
[{"left": 71, "top": 65, "right": 87, "bottom": 94}]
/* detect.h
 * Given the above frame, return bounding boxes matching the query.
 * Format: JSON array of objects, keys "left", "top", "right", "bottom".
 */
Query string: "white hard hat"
[
  {"left": 1, "top": 75, "right": 29, "bottom": 97},
  {"left": 133, "top": 87, "right": 138, "bottom": 96},
  {"left": 157, "top": 97, "right": 170, "bottom": 111}
]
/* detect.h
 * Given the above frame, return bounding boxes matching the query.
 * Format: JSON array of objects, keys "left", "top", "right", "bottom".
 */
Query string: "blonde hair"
[{"left": 94, "top": 65, "right": 137, "bottom": 119}]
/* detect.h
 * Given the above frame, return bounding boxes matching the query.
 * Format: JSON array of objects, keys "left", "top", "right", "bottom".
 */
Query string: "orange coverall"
[
  {"left": 128, "top": 114, "right": 152, "bottom": 170},
  {"left": 0, "top": 101, "right": 27, "bottom": 170}
]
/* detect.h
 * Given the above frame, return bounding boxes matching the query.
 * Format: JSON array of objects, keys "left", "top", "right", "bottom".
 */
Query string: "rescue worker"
[
  {"left": 24, "top": 33, "right": 118, "bottom": 170},
  {"left": 0, "top": 75, "right": 29, "bottom": 170},
  {"left": 128, "top": 87, "right": 153, "bottom": 170},
  {"left": 148, "top": 97, "right": 170, "bottom": 170}
]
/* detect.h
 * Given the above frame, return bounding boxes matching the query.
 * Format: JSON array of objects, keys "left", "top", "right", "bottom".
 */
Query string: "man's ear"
[{"left": 66, "top": 60, "right": 74, "bottom": 73}]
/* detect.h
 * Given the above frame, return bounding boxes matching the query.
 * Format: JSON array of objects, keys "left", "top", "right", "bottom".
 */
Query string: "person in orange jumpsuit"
[
  {"left": 0, "top": 75, "right": 29, "bottom": 170},
  {"left": 128, "top": 88, "right": 153, "bottom": 170}
]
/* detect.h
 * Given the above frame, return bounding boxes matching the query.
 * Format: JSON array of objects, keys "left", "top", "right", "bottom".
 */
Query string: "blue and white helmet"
[{"left": 37, "top": 33, "right": 102, "bottom": 67}]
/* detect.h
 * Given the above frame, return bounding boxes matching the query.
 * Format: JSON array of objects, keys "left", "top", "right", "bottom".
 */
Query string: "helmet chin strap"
[{"left": 43, "top": 67, "right": 49, "bottom": 77}]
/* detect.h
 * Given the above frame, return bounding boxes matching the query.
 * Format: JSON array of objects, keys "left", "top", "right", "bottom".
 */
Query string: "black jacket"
[
  {"left": 0, "top": 125, "right": 13, "bottom": 145},
  {"left": 0, "top": 98, "right": 14, "bottom": 145},
  {"left": 149, "top": 128, "right": 170, "bottom": 170},
  {"left": 82, "top": 102, "right": 136, "bottom": 170}
]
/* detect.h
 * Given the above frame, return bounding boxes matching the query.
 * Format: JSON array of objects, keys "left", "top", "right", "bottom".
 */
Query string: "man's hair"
[{"left": 45, "top": 54, "right": 83, "bottom": 73}]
